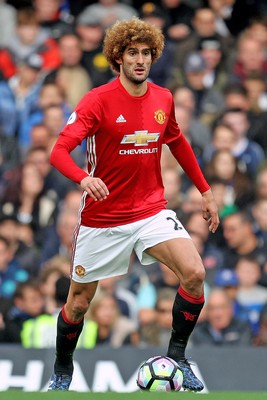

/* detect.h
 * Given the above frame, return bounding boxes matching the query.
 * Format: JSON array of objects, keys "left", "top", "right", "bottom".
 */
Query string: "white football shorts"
[{"left": 72, "top": 209, "right": 191, "bottom": 283}]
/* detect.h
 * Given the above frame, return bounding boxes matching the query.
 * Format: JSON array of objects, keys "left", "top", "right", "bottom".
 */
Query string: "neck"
[{"left": 119, "top": 74, "right": 148, "bottom": 97}]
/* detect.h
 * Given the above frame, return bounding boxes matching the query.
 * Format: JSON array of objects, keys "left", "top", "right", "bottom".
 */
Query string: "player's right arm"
[{"left": 50, "top": 93, "right": 109, "bottom": 202}]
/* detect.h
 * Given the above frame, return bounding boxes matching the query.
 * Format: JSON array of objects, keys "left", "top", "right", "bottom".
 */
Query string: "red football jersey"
[{"left": 50, "top": 77, "right": 209, "bottom": 227}]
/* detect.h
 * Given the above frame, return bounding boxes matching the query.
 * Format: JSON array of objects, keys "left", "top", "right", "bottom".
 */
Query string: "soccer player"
[{"left": 48, "top": 17, "right": 219, "bottom": 392}]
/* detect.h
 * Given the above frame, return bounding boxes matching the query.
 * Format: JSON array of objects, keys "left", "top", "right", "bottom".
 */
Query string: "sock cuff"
[
  {"left": 178, "top": 286, "right": 205, "bottom": 304},
  {"left": 61, "top": 306, "right": 83, "bottom": 325}
]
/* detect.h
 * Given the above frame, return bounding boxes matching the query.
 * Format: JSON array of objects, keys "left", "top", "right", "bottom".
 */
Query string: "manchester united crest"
[
  {"left": 154, "top": 109, "right": 166, "bottom": 124},
  {"left": 75, "top": 265, "right": 85, "bottom": 277}
]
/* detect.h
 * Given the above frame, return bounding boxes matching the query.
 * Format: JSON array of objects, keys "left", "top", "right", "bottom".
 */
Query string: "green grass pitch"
[{"left": 0, "top": 392, "right": 266, "bottom": 400}]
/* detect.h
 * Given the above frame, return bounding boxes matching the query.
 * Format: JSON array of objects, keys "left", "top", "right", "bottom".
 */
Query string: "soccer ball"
[{"left": 136, "top": 355, "right": 183, "bottom": 392}]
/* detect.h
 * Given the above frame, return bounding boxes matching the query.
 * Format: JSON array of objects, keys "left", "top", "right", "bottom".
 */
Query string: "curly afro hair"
[{"left": 103, "top": 17, "right": 165, "bottom": 73}]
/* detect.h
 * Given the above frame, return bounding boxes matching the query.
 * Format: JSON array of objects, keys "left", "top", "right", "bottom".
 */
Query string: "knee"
[
  {"left": 67, "top": 294, "right": 90, "bottom": 320},
  {"left": 182, "top": 263, "right": 206, "bottom": 295}
]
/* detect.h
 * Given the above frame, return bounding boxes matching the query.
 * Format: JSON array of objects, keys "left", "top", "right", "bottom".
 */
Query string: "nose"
[{"left": 136, "top": 53, "right": 145, "bottom": 64}]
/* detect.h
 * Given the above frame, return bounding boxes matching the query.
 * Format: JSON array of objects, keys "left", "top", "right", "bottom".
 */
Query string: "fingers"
[
  {"left": 81, "top": 177, "right": 109, "bottom": 201},
  {"left": 206, "top": 214, "right": 220, "bottom": 234}
]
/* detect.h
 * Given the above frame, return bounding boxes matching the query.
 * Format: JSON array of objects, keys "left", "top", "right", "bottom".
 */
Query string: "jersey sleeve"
[
  {"left": 164, "top": 101, "right": 210, "bottom": 194},
  {"left": 50, "top": 91, "right": 102, "bottom": 184}
]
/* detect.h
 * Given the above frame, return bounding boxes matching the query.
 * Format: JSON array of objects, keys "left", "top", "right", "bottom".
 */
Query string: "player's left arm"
[{"left": 165, "top": 103, "right": 219, "bottom": 232}]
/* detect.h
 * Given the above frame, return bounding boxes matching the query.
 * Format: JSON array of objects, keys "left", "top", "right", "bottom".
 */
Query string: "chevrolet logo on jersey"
[{"left": 121, "top": 130, "right": 160, "bottom": 146}]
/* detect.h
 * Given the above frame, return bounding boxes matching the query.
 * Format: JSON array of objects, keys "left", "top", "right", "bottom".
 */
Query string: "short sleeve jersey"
[{"left": 51, "top": 77, "right": 206, "bottom": 227}]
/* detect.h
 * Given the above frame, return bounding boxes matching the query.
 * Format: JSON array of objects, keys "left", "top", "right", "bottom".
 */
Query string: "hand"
[
  {"left": 80, "top": 176, "right": 109, "bottom": 202},
  {"left": 201, "top": 189, "right": 220, "bottom": 233}
]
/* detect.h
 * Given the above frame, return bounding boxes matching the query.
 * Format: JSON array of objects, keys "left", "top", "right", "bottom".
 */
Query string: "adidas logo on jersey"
[{"left": 116, "top": 114, "right": 127, "bottom": 123}]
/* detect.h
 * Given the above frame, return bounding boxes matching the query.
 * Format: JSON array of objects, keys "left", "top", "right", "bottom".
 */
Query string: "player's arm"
[
  {"left": 164, "top": 102, "right": 219, "bottom": 232},
  {"left": 50, "top": 139, "right": 109, "bottom": 202},
  {"left": 168, "top": 135, "right": 219, "bottom": 233},
  {"left": 50, "top": 95, "right": 109, "bottom": 202}
]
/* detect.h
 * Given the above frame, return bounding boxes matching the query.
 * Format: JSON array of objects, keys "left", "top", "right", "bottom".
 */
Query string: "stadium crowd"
[{"left": 0, "top": 0, "right": 267, "bottom": 349}]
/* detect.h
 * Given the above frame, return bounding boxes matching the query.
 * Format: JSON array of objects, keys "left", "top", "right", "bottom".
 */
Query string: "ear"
[{"left": 116, "top": 58, "right": 122, "bottom": 65}]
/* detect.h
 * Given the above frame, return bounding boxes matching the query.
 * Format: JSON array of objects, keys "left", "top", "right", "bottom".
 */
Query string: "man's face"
[{"left": 119, "top": 43, "right": 152, "bottom": 84}]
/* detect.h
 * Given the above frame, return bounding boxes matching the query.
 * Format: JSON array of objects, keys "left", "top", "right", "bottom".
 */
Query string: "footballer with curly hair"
[{"left": 48, "top": 17, "right": 219, "bottom": 392}]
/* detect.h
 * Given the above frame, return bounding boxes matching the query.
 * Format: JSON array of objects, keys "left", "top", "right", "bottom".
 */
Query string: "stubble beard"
[{"left": 122, "top": 64, "right": 150, "bottom": 85}]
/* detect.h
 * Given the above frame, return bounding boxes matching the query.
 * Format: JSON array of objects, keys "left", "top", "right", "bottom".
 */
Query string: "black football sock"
[
  {"left": 54, "top": 307, "right": 84, "bottom": 376},
  {"left": 167, "top": 286, "right": 204, "bottom": 362}
]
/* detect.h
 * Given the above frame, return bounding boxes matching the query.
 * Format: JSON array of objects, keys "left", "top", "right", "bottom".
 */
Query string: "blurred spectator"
[
  {"left": 0, "top": 0, "right": 17, "bottom": 47},
  {"left": 222, "top": 82, "right": 267, "bottom": 155},
  {"left": 208, "top": 179, "right": 236, "bottom": 220},
  {"left": 20, "top": 275, "right": 69, "bottom": 348},
  {"left": 197, "top": 35, "right": 228, "bottom": 91},
  {"left": 25, "top": 146, "right": 76, "bottom": 203},
  {"left": 8, "top": 54, "right": 44, "bottom": 148},
  {"left": 206, "top": 0, "right": 235, "bottom": 38},
  {"left": 170, "top": 7, "right": 230, "bottom": 71},
  {"left": 75, "top": 11, "right": 114, "bottom": 87},
  {"left": 220, "top": 108, "right": 265, "bottom": 178},
  {"left": 174, "top": 93, "right": 211, "bottom": 157},
  {"left": 98, "top": 275, "right": 138, "bottom": 323},
  {"left": 229, "top": 34, "right": 267, "bottom": 85},
  {"left": 221, "top": 211, "right": 267, "bottom": 287},
  {"left": 1, "top": 161, "right": 57, "bottom": 233},
  {"left": 254, "top": 162, "right": 267, "bottom": 201},
  {"left": 173, "top": 51, "right": 225, "bottom": 125},
  {"left": 203, "top": 122, "right": 236, "bottom": 163},
  {"left": 0, "top": 49, "right": 16, "bottom": 80},
  {"left": 216, "top": 0, "right": 265, "bottom": 38},
  {"left": 0, "top": 214, "right": 40, "bottom": 278},
  {"left": 43, "top": 104, "right": 67, "bottom": 137},
  {"left": 39, "top": 255, "right": 70, "bottom": 313},
  {"left": 252, "top": 198, "right": 267, "bottom": 242},
  {"left": 204, "top": 149, "right": 254, "bottom": 209},
  {"left": 172, "top": 84, "right": 211, "bottom": 146},
  {"left": 87, "top": 289, "right": 138, "bottom": 347},
  {"left": 235, "top": 256, "right": 267, "bottom": 336},
  {"left": 0, "top": 279, "right": 44, "bottom": 343},
  {"left": 32, "top": 0, "right": 74, "bottom": 40},
  {"left": 180, "top": 185, "right": 203, "bottom": 214},
  {"left": 44, "top": 33, "right": 92, "bottom": 109},
  {"left": 190, "top": 287, "right": 252, "bottom": 346},
  {"left": 243, "top": 73, "right": 267, "bottom": 114},
  {"left": 20, "top": 82, "right": 72, "bottom": 151},
  {"left": 0, "top": 127, "right": 21, "bottom": 184},
  {"left": 213, "top": 268, "right": 240, "bottom": 306},
  {"left": 76, "top": 0, "right": 137, "bottom": 30},
  {"left": 0, "top": 235, "right": 29, "bottom": 299},
  {"left": 138, "top": 287, "right": 176, "bottom": 347},
  {"left": 254, "top": 303, "right": 267, "bottom": 346},
  {"left": 139, "top": 2, "right": 175, "bottom": 86},
  {"left": 162, "top": 167, "right": 182, "bottom": 212},
  {"left": 243, "top": 15, "right": 267, "bottom": 50},
  {"left": 0, "top": 72, "right": 18, "bottom": 137},
  {"left": 159, "top": 0, "right": 194, "bottom": 43},
  {"left": 39, "top": 207, "right": 78, "bottom": 266},
  {"left": 184, "top": 210, "right": 224, "bottom": 285},
  {"left": 7, "top": 7, "right": 61, "bottom": 73}
]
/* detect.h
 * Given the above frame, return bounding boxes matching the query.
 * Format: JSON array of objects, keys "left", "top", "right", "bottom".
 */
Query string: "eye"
[{"left": 143, "top": 50, "right": 151, "bottom": 56}]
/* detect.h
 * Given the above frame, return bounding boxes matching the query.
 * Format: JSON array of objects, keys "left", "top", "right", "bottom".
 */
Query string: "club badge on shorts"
[{"left": 75, "top": 265, "right": 85, "bottom": 277}]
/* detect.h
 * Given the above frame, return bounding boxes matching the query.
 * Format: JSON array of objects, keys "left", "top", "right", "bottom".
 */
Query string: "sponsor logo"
[
  {"left": 154, "top": 109, "right": 166, "bottom": 124},
  {"left": 75, "top": 265, "right": 85, "bottom": 277},
  {"left": 67, "top": 111, "right": 77, "bottom": 125},
  {"left": 116, "top": 114, "right": 127, "bottom": 123},
  {"left": 121, "top": 130, "right": 160, "bottom": 146}
]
